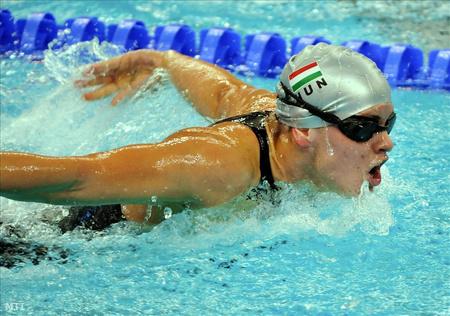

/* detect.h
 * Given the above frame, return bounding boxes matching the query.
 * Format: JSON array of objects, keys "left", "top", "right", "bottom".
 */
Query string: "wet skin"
[{"left": 0, "top": 50, "right": 394, "bottom": 223}]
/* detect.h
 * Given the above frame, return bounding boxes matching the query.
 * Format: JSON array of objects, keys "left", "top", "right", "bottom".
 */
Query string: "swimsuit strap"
[{"left": 213, "top": 111, "right": 277, "bottom": 190}]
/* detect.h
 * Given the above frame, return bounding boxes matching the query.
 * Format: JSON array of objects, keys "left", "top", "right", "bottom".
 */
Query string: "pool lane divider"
[
  {"left": 199, "top": 27, "right": 241, "bottom": 70},
  {"left": 108, "top": 20, "right": 149, "bottom": 51},
  {"left": 65, "top": 17, "right": 105, "bottom": 45},
  {"left": 0, "top": 9, "right": 448, "bottom": 91},
  {"left": 15, "top": 12, "right": 57, "bottom": 54}
]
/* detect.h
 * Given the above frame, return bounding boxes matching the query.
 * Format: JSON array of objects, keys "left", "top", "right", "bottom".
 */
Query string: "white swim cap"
[{"left": 276, "top": 43, "right": 391, "bottom": 128}]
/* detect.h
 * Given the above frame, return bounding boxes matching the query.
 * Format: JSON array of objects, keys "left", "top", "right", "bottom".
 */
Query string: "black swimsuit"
[{"left": 213, "top": 111, "right": 277, "bottom": 190}]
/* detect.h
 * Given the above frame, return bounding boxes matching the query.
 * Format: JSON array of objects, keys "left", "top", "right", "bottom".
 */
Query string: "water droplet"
[
  {"left": 324, "top": 126, "right": 335, "bottom": 156},
  {"left": 164, "top": 207, "right": 173, "bottom": 219},
  {"left": 144, "top": 206, "right": 152, "bottom": 221}
]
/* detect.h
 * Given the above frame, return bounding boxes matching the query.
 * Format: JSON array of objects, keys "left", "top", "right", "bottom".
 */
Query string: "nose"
[{"left": 373, "top": 131, "right": 394, "bottom": 153}]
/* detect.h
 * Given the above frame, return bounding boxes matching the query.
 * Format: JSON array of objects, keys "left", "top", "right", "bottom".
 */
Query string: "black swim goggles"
[{"left": 278, "top": 82, "right": 396, "bottom": 142}]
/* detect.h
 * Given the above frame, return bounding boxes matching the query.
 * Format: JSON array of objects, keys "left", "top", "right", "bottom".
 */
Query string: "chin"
[
  {"left": 315, "top": 181, "right": 360, "bottom": 197},
  {"left": 311, "top": 176, "right": 364, "bottom": 197},
  {"left": 340, "top": 188, "right": 360, "bottom": 197},
  {"left": 336, "top": 181, "right": 364, "bottom": 197}
]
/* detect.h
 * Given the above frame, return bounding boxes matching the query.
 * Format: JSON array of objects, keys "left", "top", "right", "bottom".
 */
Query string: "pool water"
[{"left": 1, "top": 1, "right": 449, "bottom": 315}]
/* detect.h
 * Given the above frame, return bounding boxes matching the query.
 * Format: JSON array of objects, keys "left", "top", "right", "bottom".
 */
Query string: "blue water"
[{"left": 1, "top": 1, "right": 449, "bottom": 315}]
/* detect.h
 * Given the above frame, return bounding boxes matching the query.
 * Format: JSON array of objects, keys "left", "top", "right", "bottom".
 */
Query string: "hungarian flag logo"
[{"left": 289, "top": 61, "right": 324, "bottom": 93}]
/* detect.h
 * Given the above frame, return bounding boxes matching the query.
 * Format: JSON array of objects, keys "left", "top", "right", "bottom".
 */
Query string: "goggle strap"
[{"left": 278, "top": 82, "right": 341, "bottom": 125}]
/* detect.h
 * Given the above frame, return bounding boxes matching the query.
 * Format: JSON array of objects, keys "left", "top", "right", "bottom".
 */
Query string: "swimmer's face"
[{"left": 309, "top": 103, "right": 394, "bottom": 196}]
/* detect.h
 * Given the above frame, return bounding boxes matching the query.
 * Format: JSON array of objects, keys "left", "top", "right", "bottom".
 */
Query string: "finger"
[
  {"left": 89, "top": 53, "right": 133, "bottom": 76},
  {"left": 82, "top": 65, "right": 95, "bottom": 77},
  {"left": 75, "top": 76, "right": 113, "bottom": 88},
  {"left": 81, "top": 57, "right": 118, "bottom": 78},
  {"left": 111, "top": 84, "right": 135, "bottom": 106},
  {"left": 111, "top": 89, "right": 129, "bottom": 106},
  {"left": 84, "top": 83, "right": 118, "bottom": 101},
  {"left": 111, "top": 73, "right": 151, "bottom": 106}
]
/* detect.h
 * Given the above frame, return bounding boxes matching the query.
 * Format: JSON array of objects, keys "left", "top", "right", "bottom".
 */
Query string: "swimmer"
[{"left": 0, "top": 44, "right": 395, "bottom": 224}]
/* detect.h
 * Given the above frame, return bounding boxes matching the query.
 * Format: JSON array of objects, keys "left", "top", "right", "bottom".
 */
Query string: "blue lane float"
[
  {"left": 382, "top": 44, "right": 423, "bottom": 87},
  {"left": 154, "top": 24, "right": 195, "bottom": 56},
  {"left": 342, "top": 40, "right": 387, "bottom": 71},
  {"left": 428, "top": 49, "right": 450, "bottom": 90},
  {"left": 107, "top": 19, "right": 149, "bottom": 51},
  {"left": 15, "top": 12, "right": 57, "bottom": 54},
  {"left": 63, "top": 17, "right": 105, "bottom": 45},
  {"left": 1, "top": 9, "right": 449, "bottom": 91},
  {"left": 0, "top": 9, "right": 15, "bottom": 53},
  {"left": 199, "top": 27, "right": 241, "bottom": 69},
  {"left": 291, "top": 35, "right": 331, "bottom": 56},
  {"left": 245, "top": 32, "right": 286, "bottom": 77}
]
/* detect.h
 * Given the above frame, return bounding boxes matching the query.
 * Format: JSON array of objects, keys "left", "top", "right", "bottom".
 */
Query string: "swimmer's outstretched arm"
[
  {"left": 0, "top": 125, "right": 259, "bottom": 206},
  {"left": 78, "top": 50, "right": 276, "bottom": 118}
]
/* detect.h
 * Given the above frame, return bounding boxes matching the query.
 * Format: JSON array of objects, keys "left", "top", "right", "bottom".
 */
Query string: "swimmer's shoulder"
[
  {"left": 162, "top": 123, "right": 262, "bottom": 198},
  {"left": 165, "top": 122, "right": 261, "bottom": 169},
  {"left": 166, "top": 121, "right": 261, "bottom": 151}
]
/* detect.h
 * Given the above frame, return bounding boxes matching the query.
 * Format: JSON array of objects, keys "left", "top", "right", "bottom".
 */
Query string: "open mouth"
[{"left": 367, "top": 160, "right": 387, "bottom": 192}]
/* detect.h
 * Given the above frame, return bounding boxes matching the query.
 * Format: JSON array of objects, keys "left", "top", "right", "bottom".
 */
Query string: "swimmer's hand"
[{"left": 76, "top": 50, "right": 166, "bottom": 106}]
